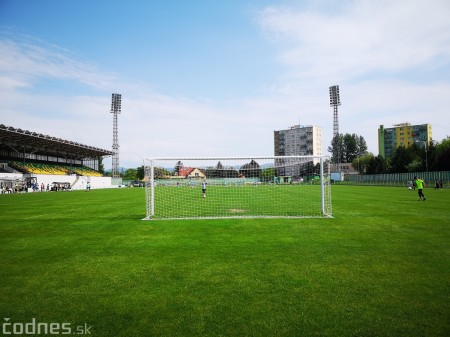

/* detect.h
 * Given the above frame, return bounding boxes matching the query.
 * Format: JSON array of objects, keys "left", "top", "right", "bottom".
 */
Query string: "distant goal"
[{"left": 143, "top": 156, "right": 332, "bottom": 220}]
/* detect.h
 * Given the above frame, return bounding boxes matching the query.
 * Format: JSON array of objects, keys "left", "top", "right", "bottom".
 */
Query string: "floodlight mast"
[
  {"left": 329, "top": 85, "right": 341, "bottom": 164},
  {"left": 110, "top": 93, "right": 121, "bottom": 178}
]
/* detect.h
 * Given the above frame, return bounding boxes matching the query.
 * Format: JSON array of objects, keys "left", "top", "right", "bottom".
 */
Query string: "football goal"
[{"left": 143, "top": 155, "right": 332, "bottom": 220}]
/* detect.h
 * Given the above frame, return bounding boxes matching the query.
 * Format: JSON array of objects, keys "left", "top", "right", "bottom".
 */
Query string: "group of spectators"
[
  {"left": 1, "top": 183, "right": 29, "bottom": 194},
  {"left": 0, "top": 182, "right": 72, "bottom": 194},
  {"left": 434, "top": 180, "right": 444, "bottom": 189}
]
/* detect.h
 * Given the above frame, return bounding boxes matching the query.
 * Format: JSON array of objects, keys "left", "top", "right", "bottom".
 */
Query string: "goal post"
[{"left": 143, "top": 155, "right": 332, "bottom": 220}]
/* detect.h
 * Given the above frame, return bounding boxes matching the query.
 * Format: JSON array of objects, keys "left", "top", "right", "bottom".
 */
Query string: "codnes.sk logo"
[{"left": 2, "top": 318, "right": 92, "bottom": 335}]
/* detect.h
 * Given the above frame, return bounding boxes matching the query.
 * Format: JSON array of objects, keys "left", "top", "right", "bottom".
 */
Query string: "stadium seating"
[
  {"left": 9, "top": 161, "right": 102, "bottom": 177},
  {"left": 69, "top": 166, "right": 103, "bottom": 177}
]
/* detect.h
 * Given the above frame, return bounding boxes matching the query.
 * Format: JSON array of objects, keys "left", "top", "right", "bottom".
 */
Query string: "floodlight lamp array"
[
  {"left": 329, "top": 85, "right": 341, "bottom": 106},
  {"left": 110, "top": 93, "right": 122, "bottom": 113}
]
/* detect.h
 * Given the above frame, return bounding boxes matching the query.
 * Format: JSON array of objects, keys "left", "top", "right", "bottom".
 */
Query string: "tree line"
[
  {"left": 112, "top": 133, "right": 450, "bottom": 180},
  {"left": 329, "top": 133, "right": 450, "bottom": 174}
]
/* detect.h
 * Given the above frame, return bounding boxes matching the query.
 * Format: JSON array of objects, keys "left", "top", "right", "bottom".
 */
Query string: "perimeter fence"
[{"left": 337, "top": 171, "right": 450, "bottom": 188}]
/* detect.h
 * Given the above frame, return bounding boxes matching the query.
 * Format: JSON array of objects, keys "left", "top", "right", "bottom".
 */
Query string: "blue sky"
[{"left": 1, "top": 0, "right": 450, "bottom": 168}]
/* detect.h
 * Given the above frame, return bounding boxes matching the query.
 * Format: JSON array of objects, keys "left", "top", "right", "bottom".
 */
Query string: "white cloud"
[
  {"left": 258, "top": 0, "right": 450, "bottom": 80},
  {"left": 255, "top": 0, "right": 450, "bottom": 154},
  {"left": 0, "top": 36, "right": 116, "bottom": 90}
]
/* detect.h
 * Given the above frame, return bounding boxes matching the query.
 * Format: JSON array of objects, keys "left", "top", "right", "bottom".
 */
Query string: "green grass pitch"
[{"left": 0, "top": 186, "right": 449, "bottom": 336}]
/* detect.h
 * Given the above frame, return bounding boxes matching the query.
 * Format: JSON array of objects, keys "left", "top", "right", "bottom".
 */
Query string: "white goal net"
[{"left": 143, "top": 156, "right": 332, "bottom": 220}]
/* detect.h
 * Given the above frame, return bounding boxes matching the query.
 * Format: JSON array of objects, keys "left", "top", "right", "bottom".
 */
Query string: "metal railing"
[{"left": 338, "top": 171, "right": 450, "bottom": 187}]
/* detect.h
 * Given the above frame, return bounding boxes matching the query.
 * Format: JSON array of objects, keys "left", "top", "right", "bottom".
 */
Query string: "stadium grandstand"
[{"left": 0, "top": 124, "right": 114, "bottom": 193}]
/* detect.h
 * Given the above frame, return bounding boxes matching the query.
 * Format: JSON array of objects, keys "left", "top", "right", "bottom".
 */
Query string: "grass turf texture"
[{"left": 0, "top": 186, "right": 448, "bottom": 337}]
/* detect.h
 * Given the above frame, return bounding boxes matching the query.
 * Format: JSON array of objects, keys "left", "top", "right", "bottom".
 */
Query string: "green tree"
[
  {"left": 328, "top": 134, "right": 343, "bottom": 163},
  {"left": 299, "top": 161, "right": 319, "bottom": 176},
  {"left": 351, "top": 152, "right": 373, "bottom": 174},
  {"left": 430, "top": 138, "right": 450, "bottom": 171},
  {"left": 123, "top": 168, "right": 137, "bottom": 180},
  {"left": 98, "top": 157, "right": 105, "bottom": 174},
  {"left": 154, "top": 167, "right": 171, "bottom": 179},
  {"left": 261, "top": 167, "right": 276, "bottom": 182},
  {"left": 216, "top": 161, "right": 224, "bottom": 178},
  {"left": 240, "top": 160, "right": 261, "bottom": 178},
  {"left": 136, "top": 166, "right": 145, "bottom": 180},
  {"left": 342, "top": 133, "right": 357, "bottom": 163},
  {"left": 388, "top": 146, "right": 416, "bottom": 173},
  {"left": 356, "top": 135, "right": 368, "bottom": 157},
  {"left": 367, "top": 155, "right": 388, "bottom": 174},
  {"left": 329, "top": 133, "right": 368, "bottom": 163},
  {"left": 406, "top": 159, "right": 423, "bottom": 172}
]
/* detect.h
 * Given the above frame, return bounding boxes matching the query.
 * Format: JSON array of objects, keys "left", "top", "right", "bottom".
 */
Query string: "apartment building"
[
  {"left": 273, "top": 125, "right": 323, "bottom": 177},
  {"left": 378, "top": 123, "right": 432, "bottom": 158}
]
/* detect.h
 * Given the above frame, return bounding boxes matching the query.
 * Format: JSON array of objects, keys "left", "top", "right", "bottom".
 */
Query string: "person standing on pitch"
[
  {"left": 414, "top": 176, "right": 426, "bottom": 201},
  {"left": 201, "top": 178, "right": 207, "bottom": 198}
]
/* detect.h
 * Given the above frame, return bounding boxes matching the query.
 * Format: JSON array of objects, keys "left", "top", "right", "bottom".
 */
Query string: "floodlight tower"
[
  {"left": 329, "top": 85, "right": 341, "bottom": 164},
  {"left": 110, "top": 93, "right": 122, "bottom": 178},
  {"left": 329, "top": 85, "right": 341, "bottom": 137}
]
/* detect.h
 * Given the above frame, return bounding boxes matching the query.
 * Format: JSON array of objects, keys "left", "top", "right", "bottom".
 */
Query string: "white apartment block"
[
  {"left": 273, "top": 125, "right": 323, "bottom": 177},
  {"left": 274, "top": 125, "right": 323, "bottom": 157}
]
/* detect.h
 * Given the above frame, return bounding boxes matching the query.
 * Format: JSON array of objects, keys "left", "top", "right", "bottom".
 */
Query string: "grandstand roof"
[{"left": 0, "top": 124, "right": 113, "bottom": 159}]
